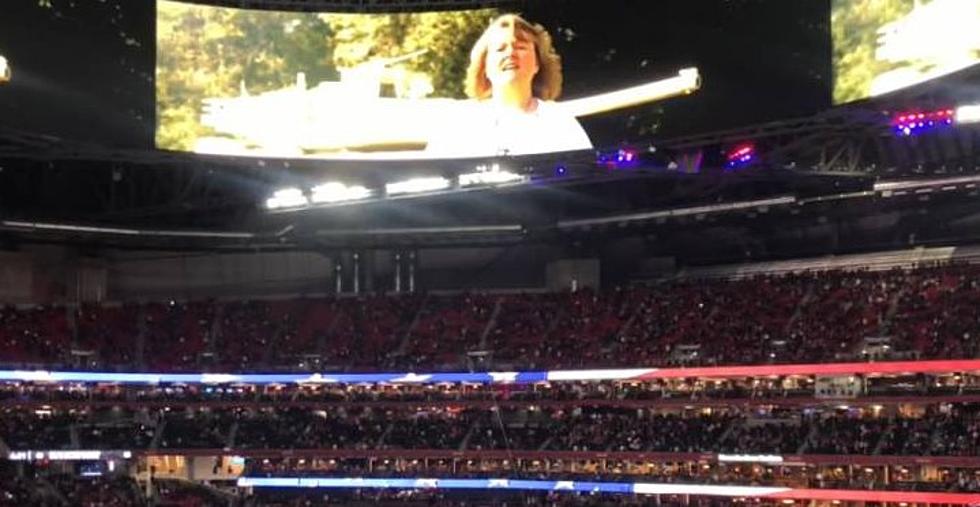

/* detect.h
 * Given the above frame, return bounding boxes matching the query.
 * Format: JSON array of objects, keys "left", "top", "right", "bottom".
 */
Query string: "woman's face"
[{"left": 484, "top": 22, "right": 539, "bottom": 93}]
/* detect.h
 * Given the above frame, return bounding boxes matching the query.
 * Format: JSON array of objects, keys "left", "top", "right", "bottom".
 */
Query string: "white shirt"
[{"left": 426, "top": 98, "right": 593, "bottom": 158}]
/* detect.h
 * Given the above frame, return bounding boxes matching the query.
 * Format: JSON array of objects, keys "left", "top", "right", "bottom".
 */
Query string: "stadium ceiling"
[
  {"left": 172, "top": 0, "right": 520, "bottom": 12},
  {"left": 649, "top": 64, "right": 980, "bottom": 175}
]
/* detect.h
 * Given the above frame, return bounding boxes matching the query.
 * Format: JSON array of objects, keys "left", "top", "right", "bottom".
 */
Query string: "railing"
[{"left": 127, "top": 448, "right": 980, "bottom": 468}]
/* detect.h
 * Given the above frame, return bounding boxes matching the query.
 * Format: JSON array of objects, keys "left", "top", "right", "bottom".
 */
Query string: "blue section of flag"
[
  {"left": 235, "top": 477, "right": 639, "bottom": 494},
  {"left": 515, "top": 371, "right": 549, "bottom": 383},
  {"left": 0, "top": 369, "right": 555, "bottom": 385}
]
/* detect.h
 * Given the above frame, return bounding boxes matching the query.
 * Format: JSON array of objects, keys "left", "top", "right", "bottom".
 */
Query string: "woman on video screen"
[{"left": 427, "top": 14, "right": 593, "bottom": 157}]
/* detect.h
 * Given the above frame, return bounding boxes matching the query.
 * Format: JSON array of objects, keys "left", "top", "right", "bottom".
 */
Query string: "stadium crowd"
[
  {"left": 3, "top": 265, "right": 980, "bottom": 505},
  {"left": 3, "top": 265, "right": 980, "bottom": 373},
  {"left": 1, "top": 371, "right": 978, "bottom": 408},
  {"left": 3, "top": 461, "right": 979, "bottom": 507},
  {"left": 3, "top": 404, "right": 978, "bottom": 457}
]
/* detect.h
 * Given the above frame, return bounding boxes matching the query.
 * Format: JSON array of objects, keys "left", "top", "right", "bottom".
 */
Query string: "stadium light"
[
  {"left": 7, "top": 450, "right": 131, "bottom": 462},
  {"left": 597, "top": 148, "right": 641, "bottom": 169},
  {"left": 956, "top": 104, "right": 980, "bottom": 124},
  {"left": 892, "top": 108, "right": 955, "bottom": 136},
  {"left": 725, "top": 143, "right": 756, "bottom": 169},
  {"left": 0, "top": 54, "right": 10, "bottom": 84},
  {"left": 385, "top": 177, "right": 450, "bottom": 196},
  {"left": 458, "top": 163, "right": 526, "bottom": 187},
  {"left": 310, "top": 182, "right": 373, "bottom": 204},
  {"left": 265, "top": 188, "right": 309, "bottom": 209}
]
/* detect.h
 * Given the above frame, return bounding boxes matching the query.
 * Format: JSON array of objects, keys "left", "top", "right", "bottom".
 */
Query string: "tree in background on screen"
[
  {"left": 156, "top": 1, "right": 337, "bottom": 152},
  {"left": 832, "top": 0, "right": 914, "bottom": 104},
  {"left": 155, "top": 1, "right": 496, "bottom": 153},
  {"left": 321, "top": 10, "right": 497, "bottom": 100}
]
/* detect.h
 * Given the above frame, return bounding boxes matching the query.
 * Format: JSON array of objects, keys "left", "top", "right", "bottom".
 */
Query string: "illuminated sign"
[{"left": 7, "top": 450, "right": 133, "bottom": 461}]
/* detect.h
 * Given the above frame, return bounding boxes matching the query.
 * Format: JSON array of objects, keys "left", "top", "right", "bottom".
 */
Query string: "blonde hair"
[{"left": 464, "top": 14, "right": 563, "bottom": 101}]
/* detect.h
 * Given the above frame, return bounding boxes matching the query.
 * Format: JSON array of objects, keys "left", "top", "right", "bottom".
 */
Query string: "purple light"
[
  {"left": 725, "top": 143, "right": 756, "bottom": 170},
  {"left": 891, "top": 107, "right": 959, "bottom": 137},
  {"left": 601, "top": 149, "right": 640, "bottom": 170},
  {"left": 614, "top": 149, "right": 637, "bottom": 164}
]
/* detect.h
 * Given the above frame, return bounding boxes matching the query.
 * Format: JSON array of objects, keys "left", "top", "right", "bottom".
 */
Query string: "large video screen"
[
  {"left": 155, "top": 2, "right": 646, "bottom": 159},
  {"left": 832, "top": 0, "right": 980, "bottom": 104},
  {"left": 0, "top": 1, "right": 830, "bottom": 156},
  {"left": 156, "top": 0, "right": 830, "bottom": 161}
]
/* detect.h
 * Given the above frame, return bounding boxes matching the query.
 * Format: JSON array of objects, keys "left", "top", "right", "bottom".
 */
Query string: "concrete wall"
[
  {"left": 0, "top": 251, "right": 33, "bottom": 303},
  {"left": 0, "top": 243, "right": 583, "bottom": 304},
  {"left": 108, "top": 251, "right": 334, "bottom": 300},
  {"left": 417, "top": 245, "right": 554, "bottom": 291},
  {"left": 0, "top": 246, "right": 78, "bottom": 304},
  {"left": 545, "top": 259, "right": 600, "bottom": 291},
  {"left": 0, "top": 247, "right": 335, "bottom": 304}
]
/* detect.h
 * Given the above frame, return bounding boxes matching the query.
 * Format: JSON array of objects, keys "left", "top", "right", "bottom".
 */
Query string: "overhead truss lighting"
[
  {"left": 892, "top": 108, "right": 955, "bottom": 136},
  {"left": 385, "top": 176, "right": 451, "bottom": 196},
  {"left": 459, "top": 163, "right": 525, "bottom": 186},
  {"left": 956, "top": 104, "right": 980, "bottom": 124},
  {"left": 310, "top": 182, "right": 373, "bottom": 203},
  {"left": 265, "top": 188, "right": 309, "bottom": 209}
]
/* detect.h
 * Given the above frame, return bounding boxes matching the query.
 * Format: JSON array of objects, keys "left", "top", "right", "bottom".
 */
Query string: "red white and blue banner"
[
  {"left": 236, "top": 477, "right": 980, "bottom": 505},
  {"left": 0, "top": 359, "right": 978, "bottom": 385}
]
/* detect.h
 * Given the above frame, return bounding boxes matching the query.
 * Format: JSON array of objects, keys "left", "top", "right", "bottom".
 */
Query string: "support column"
[
  {"left": 334, "top": 262, "right": 342, "bottom": 294},
  {"left": 353, "top": 252, "right": 360, "bottom": 295},
  {"left": 394, "top": 253, "right": 402, "bottom": 293},
  {"left": 408, "top": 251, "right": 417, "bottom": 293},
  {"left": 362, "top": 250, "right": 375, "bottom": 293}
]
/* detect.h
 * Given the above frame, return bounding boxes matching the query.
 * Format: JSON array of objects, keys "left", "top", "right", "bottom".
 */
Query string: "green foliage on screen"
[
  {"left": 155, "top": 0, "right": 497, "bottom": 152},
  {"left": 832, "top": 0, "right": 915, "bottom": 104},
  {"left": 323, "top": 10, "right": 496, "bottom": 99}
]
